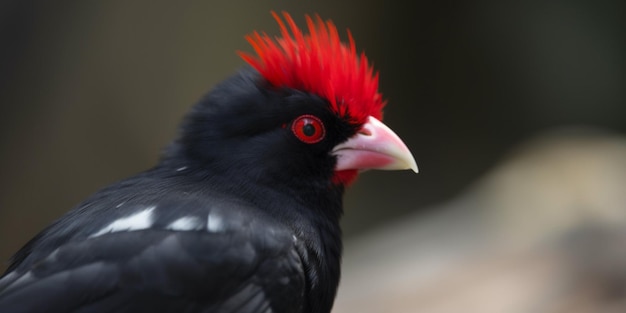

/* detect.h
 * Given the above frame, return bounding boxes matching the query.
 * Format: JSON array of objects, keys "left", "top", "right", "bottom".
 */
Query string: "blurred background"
[{"left": 1, "top": 1, "right": 625, "bottom": 312}]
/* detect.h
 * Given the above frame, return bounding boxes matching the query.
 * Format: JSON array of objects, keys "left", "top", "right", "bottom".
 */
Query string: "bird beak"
[{"left": 332, "top": 116, "right": 418, "bottom": 173}]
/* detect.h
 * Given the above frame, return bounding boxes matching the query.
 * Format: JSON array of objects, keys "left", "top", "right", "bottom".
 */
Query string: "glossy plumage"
[{"left": 0, "top": 13, "right": 416, "bottom": 313}]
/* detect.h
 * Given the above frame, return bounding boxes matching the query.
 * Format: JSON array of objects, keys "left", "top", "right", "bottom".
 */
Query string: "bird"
[{"left": 0, "top": 11, "right": 417, "bottom": 313}]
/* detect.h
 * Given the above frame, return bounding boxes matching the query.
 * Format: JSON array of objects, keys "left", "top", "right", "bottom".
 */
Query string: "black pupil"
[{"left": 302, "top": 123, "right": 316, "bottom": 137}]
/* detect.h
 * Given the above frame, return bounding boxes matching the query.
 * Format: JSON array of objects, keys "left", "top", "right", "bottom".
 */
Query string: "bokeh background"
[{"left": 1, "top": 1, "right": 625, "bottom": 312}]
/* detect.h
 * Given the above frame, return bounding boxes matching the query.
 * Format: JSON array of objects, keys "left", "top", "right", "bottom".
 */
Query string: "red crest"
[{"left": 238, "top": 11, "right": 386, "bottom": 125}]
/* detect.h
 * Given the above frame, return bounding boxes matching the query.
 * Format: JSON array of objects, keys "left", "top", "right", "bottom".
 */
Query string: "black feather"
[{"left": 0, "top": 68, "right": 357, "bottom": 313}]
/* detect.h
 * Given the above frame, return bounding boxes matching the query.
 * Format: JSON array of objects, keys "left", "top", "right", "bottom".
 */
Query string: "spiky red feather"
[{"left": 238, "top": 11, "right": 386, "bottom": 126}]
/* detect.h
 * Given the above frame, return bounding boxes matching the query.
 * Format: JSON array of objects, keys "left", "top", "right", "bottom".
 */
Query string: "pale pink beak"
[{"left": 332, "top": 116, "right": 418, "bottom": 173}]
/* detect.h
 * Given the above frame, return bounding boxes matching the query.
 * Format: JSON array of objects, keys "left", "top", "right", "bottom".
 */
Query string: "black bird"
[{"left": 0, "top": 12, "right": 417, "bottom": 313}]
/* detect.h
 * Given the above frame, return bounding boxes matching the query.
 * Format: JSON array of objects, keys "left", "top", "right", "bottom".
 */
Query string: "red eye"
[{"left": 291, "top": 115, "right": 325, "bottom": 144}]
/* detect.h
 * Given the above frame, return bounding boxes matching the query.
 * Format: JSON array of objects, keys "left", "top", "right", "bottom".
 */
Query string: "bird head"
[{"left": 175, "top": 12, "right": 417, "bottom": 189}]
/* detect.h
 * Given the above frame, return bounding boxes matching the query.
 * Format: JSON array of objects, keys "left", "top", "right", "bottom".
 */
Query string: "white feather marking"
[
  {"left": 166, "top": 216, "right": 204, "bottom": 231},
  {"left": 207, "top": 213, "right": 225, "bottom": 232},
  {"left": 176, "top": 166, "right": 187, "bottom": 172},
  {"left": 3, "top": 272, "right": 35, "bottom": 291},
  {"left": 90, "top": 206, "right": 156, "bottom": 238},
  {"left": 0, "top": 272, "right": 18, "bottom": 288},
  {"left": 46, "top": 248, "right": 60, "bottom": 261}
]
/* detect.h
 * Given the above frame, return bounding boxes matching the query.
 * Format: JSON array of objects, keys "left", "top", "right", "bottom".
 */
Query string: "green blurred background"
[{"left": 1, "top": 0, "right": 625, "bottom": 297}]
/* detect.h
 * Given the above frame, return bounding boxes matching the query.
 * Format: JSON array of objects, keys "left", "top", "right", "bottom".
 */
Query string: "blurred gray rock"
[{"left": 334, "top": 128, "right": 626, "bottom": 313}]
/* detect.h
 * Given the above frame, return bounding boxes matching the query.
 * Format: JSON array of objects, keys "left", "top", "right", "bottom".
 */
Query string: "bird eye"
[{"left": 291, "top": 115, "right": 325, "bottom": 144}]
